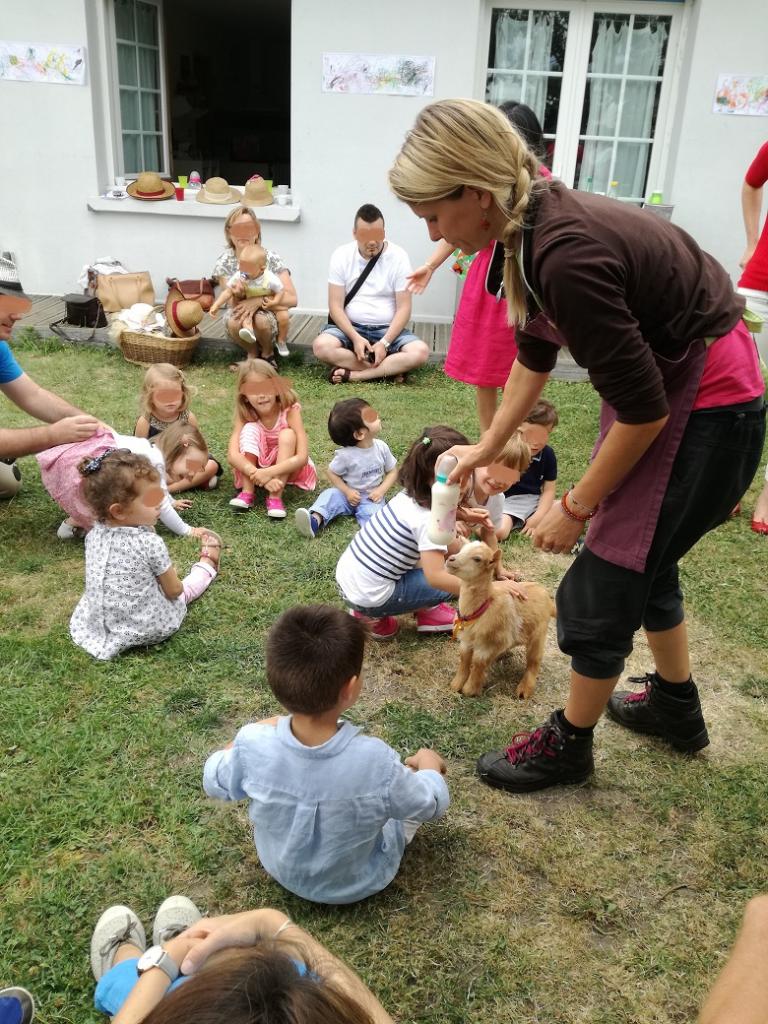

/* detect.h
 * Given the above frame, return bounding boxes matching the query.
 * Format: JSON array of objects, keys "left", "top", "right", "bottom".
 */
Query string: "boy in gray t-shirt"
[{"left": 295, "top": 398, "right": 398, "bottom": 538}]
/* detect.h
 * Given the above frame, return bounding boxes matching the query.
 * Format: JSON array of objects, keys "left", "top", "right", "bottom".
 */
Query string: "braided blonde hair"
[{"left": 389, "top": 98, "right": 545, "bottom": 325}]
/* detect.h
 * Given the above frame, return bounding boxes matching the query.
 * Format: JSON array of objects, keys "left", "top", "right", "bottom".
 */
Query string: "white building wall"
[
  {"left": 667, "top": 0, "right": 767, "bottom": 279},
  {"left": 0, "top": 0, "right": 764, "bottom": 312}
]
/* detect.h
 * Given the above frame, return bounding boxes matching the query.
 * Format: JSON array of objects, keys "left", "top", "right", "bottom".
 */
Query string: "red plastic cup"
[{"left": 174, "top": 186, "right": 184, "bottom": 201}]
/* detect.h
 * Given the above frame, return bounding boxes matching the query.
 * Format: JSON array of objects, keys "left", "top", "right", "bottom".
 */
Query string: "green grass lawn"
[{"left": 2, "top": 340, "right": 767, "bottom": 1024}]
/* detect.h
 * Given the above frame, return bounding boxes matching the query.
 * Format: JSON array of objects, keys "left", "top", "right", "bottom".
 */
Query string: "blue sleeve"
[
  {"left": 0, "top": 342, "right": 23, "bottom": 384},
  {"left": 387, "top": 760, "right": 450, "bottom": 822},
  {"left": 542, "top": 446, "right": 557, "bottom": 481}
]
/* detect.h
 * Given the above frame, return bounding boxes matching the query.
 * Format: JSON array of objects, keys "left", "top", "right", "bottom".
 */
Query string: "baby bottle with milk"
[{"left": 428, "top": 454, "right": 460, "bottom": 544}]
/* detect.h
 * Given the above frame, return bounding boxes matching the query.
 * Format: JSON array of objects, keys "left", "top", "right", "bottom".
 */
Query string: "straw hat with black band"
[
  {"left": 127, "top": 172, "right": 175, "bottom": 201},
  {"left": 196, "top": 177, "right": 242, "bottom": 205},
  {"left": 0, "top": 252, "right": 32, "bottom": 314},
  {"left": 164, "top": 296, "right": 204, "bottom": 338}
]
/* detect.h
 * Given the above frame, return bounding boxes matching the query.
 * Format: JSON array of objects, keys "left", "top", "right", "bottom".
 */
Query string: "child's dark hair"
[
  {"left": 266, "top": 605, "right": 366, "bottom": 715},
  {"left": 328, "top": 398, "right": 370, "bottom": 448},
  {"left": 498, "top": 101, "right": 545, "bottom": 159},
  {"left": 525, "top": 398, "right": 559, "bottom": 429},
  {"left": 77, "top": 450, "right": 160, "bottom": 522},
  {"left": 399, "top": 425, "right": 469, "bottom": 508},
  {"left": 142, "top": 945, "right": 375, "bottom": 1024}
]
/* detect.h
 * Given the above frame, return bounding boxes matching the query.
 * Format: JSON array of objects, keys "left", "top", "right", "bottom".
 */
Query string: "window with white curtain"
[{"left": 485, "top": 3, "right": 684, "bottom": 202}]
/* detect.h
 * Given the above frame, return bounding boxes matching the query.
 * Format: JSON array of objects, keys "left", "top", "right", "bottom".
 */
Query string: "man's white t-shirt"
[{"left": 328, "top": 240, "right": 412, "bottom": 326}]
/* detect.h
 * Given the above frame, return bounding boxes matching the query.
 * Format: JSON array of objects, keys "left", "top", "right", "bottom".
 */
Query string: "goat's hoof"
[
  {"left": 449, "top": 677, "right": 464, "bottom": 693},
  {"left": 461, "top": 683, "right": 483, "bottom": 697}
]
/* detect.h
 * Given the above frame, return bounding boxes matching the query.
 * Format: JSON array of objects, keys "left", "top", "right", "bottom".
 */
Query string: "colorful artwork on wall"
[
  {"left": 713, "top": 74, "right": 768, "bottom": 117},
  {"left": 322, "top": 52, "right": 435, "bottom": 97},
  {"left": 0, "top": 42, "right": 86, "bottom": 84}
]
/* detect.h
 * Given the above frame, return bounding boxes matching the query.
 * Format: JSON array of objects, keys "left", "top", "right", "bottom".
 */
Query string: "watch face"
[{"left": 137, "top": 945, "right": 168, "bottom": 973}]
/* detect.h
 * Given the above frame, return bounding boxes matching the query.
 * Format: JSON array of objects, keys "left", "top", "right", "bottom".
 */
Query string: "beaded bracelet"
[{"left": 560, "top": 490, "right": 594, "bottom": 523}]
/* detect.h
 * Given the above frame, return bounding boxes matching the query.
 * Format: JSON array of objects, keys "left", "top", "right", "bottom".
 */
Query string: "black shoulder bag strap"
[{"left": 328, "top": 244, "right": 385, "bottom": 327}]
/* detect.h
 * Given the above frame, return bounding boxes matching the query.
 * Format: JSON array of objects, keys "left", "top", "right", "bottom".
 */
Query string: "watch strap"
[{"left": 137, "top": 945, "right": 180, "bottom": 982}]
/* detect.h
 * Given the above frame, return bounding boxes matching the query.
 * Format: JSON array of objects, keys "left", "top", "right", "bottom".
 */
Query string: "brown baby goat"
[{"left": 445, "top": 541, "right": 555, "bottom": 699}]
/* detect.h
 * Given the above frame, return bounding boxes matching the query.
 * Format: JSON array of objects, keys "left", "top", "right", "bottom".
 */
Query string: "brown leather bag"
[
  {"left": 166, "top": 277, "right": 215, "bottom": 312},
  {"left": 96, "top": 271, "right": 154, "bottom": 312}
]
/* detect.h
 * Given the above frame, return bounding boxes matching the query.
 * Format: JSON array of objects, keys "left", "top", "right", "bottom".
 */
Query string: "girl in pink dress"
[
  {"left": 227, "top": 358, "right": 316, "bottom": 518},
  {"left": 408, "top": 103, "right": 551, "bottom": 432}
]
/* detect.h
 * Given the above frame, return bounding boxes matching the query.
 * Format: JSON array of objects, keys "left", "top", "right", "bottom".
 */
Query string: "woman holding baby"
[{"left": 389, "top": 99, "right": 765, "bottom": 793}]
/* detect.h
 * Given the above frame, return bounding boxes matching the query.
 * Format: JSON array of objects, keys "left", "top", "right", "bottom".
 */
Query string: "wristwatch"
[{"left": 136, "top": 945, "right": 180, "bottom": 982}]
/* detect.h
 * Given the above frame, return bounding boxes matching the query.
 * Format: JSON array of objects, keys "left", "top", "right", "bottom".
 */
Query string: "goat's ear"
[{"left": 491, "top": 548, "right": 502, "bottom": 567}]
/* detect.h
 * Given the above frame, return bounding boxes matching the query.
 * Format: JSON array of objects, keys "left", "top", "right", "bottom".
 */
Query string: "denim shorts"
[
  {"left": 344, "top": 567, "right": 451, "bottom": 618},
  {"left": 321, "top": 322, "right": 420, "bottom": 354}
]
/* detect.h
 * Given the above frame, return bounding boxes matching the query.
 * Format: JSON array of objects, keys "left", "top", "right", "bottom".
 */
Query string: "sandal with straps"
[
  {"left": 200, "top": 533, "right": 222, "bottom": 569},
  {"left": 328, "top": 365, "right": 351, "bottom": 384}
]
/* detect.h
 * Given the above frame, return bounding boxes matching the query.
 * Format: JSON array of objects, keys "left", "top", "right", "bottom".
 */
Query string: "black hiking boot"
[
  {"left": 476, "top": 711, "right": 594, "bottom": 794},
  {"left": 606, "top": 672, "right": 709, "bottom": 752}
]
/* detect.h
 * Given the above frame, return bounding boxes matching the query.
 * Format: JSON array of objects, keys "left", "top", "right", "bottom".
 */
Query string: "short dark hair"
[
  {"left": 354, "top": 203, "right": 384, "bottom": 228},
  {"left": 525, "top": 398, "right": 559, "bottom": 428},
  {"left": 498, "top": 101, "right": 545, "bottom": 158},
  {"left": 327, "top": 398, "right": 369, "bottom": 447},
  {"left": 399, "top": 425, "right": 469, "bottom": 508},
  {"left": 266, "top": 605, "right": 367, "bottom": 715}
]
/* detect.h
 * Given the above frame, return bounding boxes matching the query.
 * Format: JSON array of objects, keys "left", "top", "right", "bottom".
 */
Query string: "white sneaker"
[
  {"left": 152, "top": 895, "right": 203, "bottom": 946},
  {"left": 275, "top": 338, "right": 290, "bottom": 358},
  {"left": 295, "top": 507, "right": 319, "bottom": 538},
  {"left": 90, "top": 905, "right": 146, "bottom": 981},
  {"left": 238, "top": 327, "right": 257, "bottom": 346},
  {"left": 207, "top": 475, "right": 219, "bottom": 490},
  {"left": 57, "top": 520, "right": 85, "bottom": 540}
]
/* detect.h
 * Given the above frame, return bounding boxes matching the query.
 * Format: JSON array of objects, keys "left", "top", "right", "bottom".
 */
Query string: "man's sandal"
[{"left": 328, "top": 366, "right": 351, "bottom": 384}]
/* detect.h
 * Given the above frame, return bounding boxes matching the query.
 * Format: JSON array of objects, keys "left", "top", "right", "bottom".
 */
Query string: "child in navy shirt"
[{"left": 498, "top": 399, "right": 558, "bottom": 539}]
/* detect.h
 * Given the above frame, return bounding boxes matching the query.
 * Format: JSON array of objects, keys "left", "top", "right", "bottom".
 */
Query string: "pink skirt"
[
  {"left": 444, "top": 242, "right": 518, "bottom": 389},
  {"left": 36, "top": 428, "right": 116, "bottom": 529}
]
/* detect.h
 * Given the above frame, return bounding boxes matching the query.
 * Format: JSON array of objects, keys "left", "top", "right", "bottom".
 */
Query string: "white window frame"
[
  {"left": 105, "top": 0, "right": 171, "bottom": 178},
  {"left": 478, "top": 0, "right": 689, "bottom": 201}
]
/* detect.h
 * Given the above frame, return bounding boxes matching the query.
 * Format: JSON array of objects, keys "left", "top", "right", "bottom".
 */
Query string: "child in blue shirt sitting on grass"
[
  {"left": 203, "top": 604, "right": 449, "bottom": 905},
  {"left": 294, "top": 397, "right": 398, "bottom": 538}
]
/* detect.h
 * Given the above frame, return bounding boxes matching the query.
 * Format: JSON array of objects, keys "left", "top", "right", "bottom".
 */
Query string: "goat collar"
[{"left": 452, "top": 598, "right": 492, "bottom": 638}]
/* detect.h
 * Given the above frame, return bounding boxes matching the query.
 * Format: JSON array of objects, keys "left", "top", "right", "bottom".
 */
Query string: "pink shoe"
[
  {"left": 349, "top": 610, "right": 399, "bottom": 640},
  {"left": 415, "top": 602, "right": 456, "bottom": 633},
  {"left": 266, "top": 496, "right": 286, "bottom": 519},
  {"left": 229, "top": 490, "right": 255, "bottom": 510}
]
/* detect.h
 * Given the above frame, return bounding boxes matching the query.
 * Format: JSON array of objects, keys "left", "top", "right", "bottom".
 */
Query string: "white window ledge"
[{"left": 87, "top": 196, "right": 301, "bottom": 222}]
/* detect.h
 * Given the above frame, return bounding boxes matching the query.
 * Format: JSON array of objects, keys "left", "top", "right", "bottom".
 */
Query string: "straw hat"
[
  {"left": 196, "top": 177, "right": 242, "bottom": 205},
  {"left": 164, "top": 296, "right": 204, "bottom": 338},
  {"left": 126, "top": 172, "right": 175, "bottom": 201},
  {"left": 0, "top": 252, "right": 31, "bottom": 313},
  {"left": 241, "top": 176, "right": 273, "bottom": 208}
]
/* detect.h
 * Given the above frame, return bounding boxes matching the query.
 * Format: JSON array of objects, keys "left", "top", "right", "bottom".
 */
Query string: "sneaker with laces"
[
  {"left": 606, "top": 673, "right": 709, "bottom": 752},
  {"left": 349, "top": 609, "right": 399, "bottom": 640},
  {"left": 275, "top": 338, "right": 290, "bottom": 358},
  {"left": 0, "top": 988, "right": 35, "bottom": 1024},
  {"left": 295, "top": 507, "right": 319, "bottom": 537},
  {"left": 229, "top": 490, "right": 255, "bottom": 510},
  {"left": 266, "top": 495, "right": 286, "bottom": 519},
  {"left": 477, "top": 711, "right": 594, "bottom": 793},
  {"left": 152, "top": 895, "right": 203, "bottom": 947},
  {"left": 90, "top": 905, "right": 146, "bottom": 981},
  {"left": 415, "top": 602, "right": 455, "bottom": 633}
]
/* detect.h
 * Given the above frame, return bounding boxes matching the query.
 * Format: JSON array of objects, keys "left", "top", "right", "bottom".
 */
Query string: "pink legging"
[{"left": 182, "top": 562, "right": 217, "bottom": 603}]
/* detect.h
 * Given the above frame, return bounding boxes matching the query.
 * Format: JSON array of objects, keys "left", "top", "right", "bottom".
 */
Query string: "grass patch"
[{"left": 1, "top": 345, "right": 766, "bottom": 1023}]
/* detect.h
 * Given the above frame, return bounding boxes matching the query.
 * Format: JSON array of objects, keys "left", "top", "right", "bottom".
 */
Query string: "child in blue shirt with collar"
[{"left": 203, "top": 604, "right": 449, "bottom": 905}]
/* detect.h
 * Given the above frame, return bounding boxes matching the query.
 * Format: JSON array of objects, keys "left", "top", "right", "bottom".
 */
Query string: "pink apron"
[{"left": 517, "top": 244, "right": 708, "bottom": 573}]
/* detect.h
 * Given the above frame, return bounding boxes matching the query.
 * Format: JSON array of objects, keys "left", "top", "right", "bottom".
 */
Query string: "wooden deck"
[{"left": 12, "top": 294, "right": 588, "bottom": 381}]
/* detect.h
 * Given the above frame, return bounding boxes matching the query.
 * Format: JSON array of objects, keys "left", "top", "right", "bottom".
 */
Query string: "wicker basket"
[{"left": 119, "top": 329, "right": 200, "bottom": 368}]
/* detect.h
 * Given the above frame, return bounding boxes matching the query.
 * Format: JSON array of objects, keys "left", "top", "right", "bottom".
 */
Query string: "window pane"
[
  {"left": 485, "top": 71, "right": 523, "bottom": 107},
  {"left": 143, "top": 134, "right": 162, "bottom": 171},
  {"left": 136, "top": 2, "right": 158, "bottom": 45},
  {"left": 138, "top": 46, "right": 159, "bottom": 89},
  {"left": 114, "top": 0, "right": 135, "bottom": 41},
  {"left": 588, "top": 15, "right": 630, "bottom": 75},
  {"left": 542, "top": 76, "right": 562, "bottom": 137},
  {"left": 580, "top": 78, "right": 621, "bottom": 137},
  {"left": 528, "top": 11, "right": 569, "bottom": 72},
  {"left": 619, "top": 79, "right": 660, "bottom": 138},
  {"left": 120, "top": 88, "right": 140, "bottom": 131},
  {"left": 614, "top": 141, "right": 651, "bottom": 198},
  {"left": 117, "top": 42, "right": 138, "bottom": 86},
  {"left": 140, "top": 90, "right": 161, "bottom": 133},
  {"left": 627, "top": 16, "right": 670, "bottom": 76},
  {"left": 488, "top": 9, "right": 528, "bottom": 68},
  {"left": 122, "top": 133, "right": 141, "bottom": 174},
  {"left": 575, "top": 140, "right": 613, "bottom": 194}
]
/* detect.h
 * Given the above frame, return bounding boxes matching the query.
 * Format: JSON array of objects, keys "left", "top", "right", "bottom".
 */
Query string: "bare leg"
[
  {"left": 345, "top": 341, "right": 430, "bottom": 382},
  {"left": 563, "top": 671, "right": 620, "bottom": 729},
  {"left": 275, "top": 309, "right": 290, "bottom": 343},
  {"left": 699, "top": 895, "right": 768, "bottom": 1024},
  {"left": 312, "top": 333, "right": 370, "bottom": 376},
  {"left": 239, "top": 452, "right": 259, "bottom": 496},
  {"left": 476, "top": 386, "right": 500, "bottom": 434},
  {"left": 268, "top": 428, "right": 297, "bottom": 495},
  {"left": 645, "top": 620, "right": 691, "bottom": 683},
  {"left": 113, "top": 942, "right": 143, "bottom": 966},
  {"left": 226, "top": 316, "right": 257, "bottom": 358},
  {"left": 253, "top": 312, "right": 275, "bottom": 360},
  {"left": 753, "top": 478, "right": 768, "bottom": 524}
]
